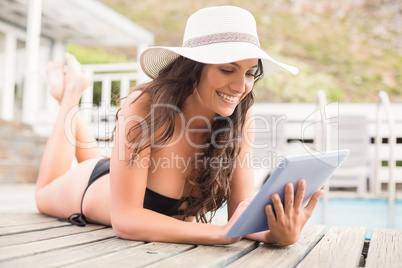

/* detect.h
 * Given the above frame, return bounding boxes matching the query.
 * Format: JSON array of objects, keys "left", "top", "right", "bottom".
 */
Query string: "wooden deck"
[{"left": 1, "top": 184, "right": 401, "bottom": 267}]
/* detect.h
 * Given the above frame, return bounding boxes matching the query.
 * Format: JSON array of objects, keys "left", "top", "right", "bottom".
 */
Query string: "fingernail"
[{"left": 320, "top": 190, "right": 324, "bottom": 195}]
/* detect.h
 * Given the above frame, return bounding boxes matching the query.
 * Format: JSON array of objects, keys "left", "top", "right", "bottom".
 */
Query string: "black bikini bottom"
[{"left": 63, "top": 159, "right": 185, "bottom": 227}]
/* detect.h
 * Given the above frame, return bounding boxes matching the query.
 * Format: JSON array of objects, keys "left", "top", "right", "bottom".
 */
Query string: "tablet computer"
[{"left": 226, "top": 149, "right": 350, "bottom": 238}]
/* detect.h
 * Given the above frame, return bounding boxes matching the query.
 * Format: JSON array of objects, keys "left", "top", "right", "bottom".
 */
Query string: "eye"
[
  {"left": 220, "top": 68, "right": 233, "bottom": 74},
  {"left": 246, "top": 72, "right": 256, "bottom": 78}
]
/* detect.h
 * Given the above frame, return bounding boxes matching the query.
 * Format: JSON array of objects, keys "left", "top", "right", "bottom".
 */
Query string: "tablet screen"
[{"left": 226, "top": 149, "right": 350, "bottom": 238}]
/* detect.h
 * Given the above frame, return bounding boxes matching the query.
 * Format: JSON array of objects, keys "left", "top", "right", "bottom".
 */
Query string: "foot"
[
  {"left": 46, "top": 61, "right": 65, "bottom": 103},
  {"left": 64, "top": 52, "right": 91, "bottom": 96}
]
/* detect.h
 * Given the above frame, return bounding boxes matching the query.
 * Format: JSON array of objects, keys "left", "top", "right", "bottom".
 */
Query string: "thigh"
[{"left": 36, "top": 158, "right": 102, "bottom": 219}]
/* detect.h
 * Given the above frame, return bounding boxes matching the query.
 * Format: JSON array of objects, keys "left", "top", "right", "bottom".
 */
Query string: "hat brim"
[{"left": 140, "top": 42, "right": 299, "bottom": 79}]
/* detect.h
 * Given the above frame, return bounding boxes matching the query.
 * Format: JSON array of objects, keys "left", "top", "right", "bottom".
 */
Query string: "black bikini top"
[{"left": 144, "top": 187, "right": 185, "bottom": 216}]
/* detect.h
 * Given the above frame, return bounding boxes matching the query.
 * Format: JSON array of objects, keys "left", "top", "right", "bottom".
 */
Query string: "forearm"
[{"left": 112, "top": 208, "right": 233, "bottom": 245}]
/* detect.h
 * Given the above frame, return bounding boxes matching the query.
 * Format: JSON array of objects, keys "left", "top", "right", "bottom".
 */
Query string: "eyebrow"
[{"left": 230, "top": 62, "right": 258, "bottom": 69}]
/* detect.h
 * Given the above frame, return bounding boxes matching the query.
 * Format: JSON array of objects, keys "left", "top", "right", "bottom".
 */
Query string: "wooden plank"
[
  {"left": 0, "top": 224, "right": 105, "bottom": 247},
  {"left": 0, "top": 184, "right": 35, "bottom": 199},
  {"left": 0, "top": 219, "right": 71, "bottom": 236},
  {"left": 68, "top": 242, "right": 195, "bottom": 267},
  {"left": 0, "top": 228, "right": 115, "bottom": 261},
  {"left": 147, "top": 239, "right": 259, "bottom": 268},
  {"left": 0, "top": 184, "right": 35, "bottom": 196},
  {"left": 1, "top": 238, "right": 144, "bottom": 268},
  {"left": 297, "top": 226, "right": 366, "bottom": 268},
  {"left": 365, "top": 228, "right": 402, "bottom": 268},
  {"left": 0, "top": 213, "right": 56, "bottom": 227},
  {"left": 227, "top": 225, "right": 326, "bottom": 268},
  {"left": 0, "top": 184, "right": 37, "bottom": 213}
]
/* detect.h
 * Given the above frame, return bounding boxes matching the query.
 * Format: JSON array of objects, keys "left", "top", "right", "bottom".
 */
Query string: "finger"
[
  {"left": 271, "top": 193, "right": 284, "bottom": 221},
  {"left": 304, "top": 190, "right": 324, "bottom": 215},
  {"left": 294, "top": 179, "right": 306, "bottom": 209},
  {"left": 265, "top": 204, "right": 276, "bottom": 226},
  {"left": 284, "top": 183, "right": 294, "bottom": 215}
]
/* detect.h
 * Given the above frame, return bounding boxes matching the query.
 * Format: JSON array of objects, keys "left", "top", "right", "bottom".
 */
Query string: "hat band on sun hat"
[{"left": 183, "top": 32, "right": 260, "bottom": 48}]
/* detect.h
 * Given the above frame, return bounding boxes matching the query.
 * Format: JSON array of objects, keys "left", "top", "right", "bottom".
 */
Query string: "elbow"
[
  {"left": 111, "top": 219, "right": 135, "bottom": 240},
  {"left": 112, "top": 224, "right": 140, "bottom": 241},
  {"left": 112, "top": 225, "right": 127, "bottom": 240},
  {"left": 112, "top": 225, "right": 153, "bottom": 242},
  {"left": 111, "top": 215, "right": 153, "bottom": 241},
  {"left": 111, "top": 218, "right": 124, "bottom": 239}
]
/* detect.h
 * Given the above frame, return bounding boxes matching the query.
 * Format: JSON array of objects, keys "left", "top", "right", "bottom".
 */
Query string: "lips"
[{"left": 216, "top": 91, "right": 240, "bottom": 103}]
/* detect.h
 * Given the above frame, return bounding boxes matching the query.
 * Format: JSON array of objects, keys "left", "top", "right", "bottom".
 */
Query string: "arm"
[
  {"left": 227, "top": 108, "right": 256, "bottom": 219},
  {"left": 109, "top": 91, "right": 238, "bottom": 245}
]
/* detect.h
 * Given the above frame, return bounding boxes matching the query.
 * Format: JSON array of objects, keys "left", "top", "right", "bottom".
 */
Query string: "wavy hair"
[{"left": 117, "top": 56, "right": 263, "bottom": 223}]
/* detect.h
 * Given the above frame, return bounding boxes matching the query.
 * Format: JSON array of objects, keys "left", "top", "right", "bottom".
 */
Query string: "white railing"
[
  {"left": 315, "top": 89, "right": 330, "bottom": 224},
  {"left": 79, "top": 62, "right": 145, "bottom": 136},
  {"left": 375, "top": 91, "right": 396, "bottom": 227}
]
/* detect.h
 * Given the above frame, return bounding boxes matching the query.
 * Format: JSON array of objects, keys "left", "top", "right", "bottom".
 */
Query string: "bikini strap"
[{"left": 59, "top": 183, "right": 90, "bottom": 227}]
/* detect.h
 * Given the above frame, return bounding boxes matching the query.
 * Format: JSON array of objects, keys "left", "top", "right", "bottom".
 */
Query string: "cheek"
[
  {"left": 204, "top": 68, "right": 227, "bottom": 86},
  {"left": 201, "top": 75, "right": 226, "bottom": 98},
  {"left": 245, "top": 80, "right": 254, "bottom": 94},
  {"left": 237, "top": 81, "right": 254, "bottom": 102}
]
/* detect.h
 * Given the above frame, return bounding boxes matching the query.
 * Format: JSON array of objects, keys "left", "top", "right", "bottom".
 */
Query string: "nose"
[{"left": 229, "top": 74, "right": 246, "bottom": 94}]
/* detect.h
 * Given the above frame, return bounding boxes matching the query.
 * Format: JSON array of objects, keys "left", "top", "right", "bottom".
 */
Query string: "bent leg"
[
  {"left": 75, "top": 113, "right": 104, "bottom": 163},
  {"left": 36, "top": 53, "right": 91, "bottom": 192},
  {"left": 36, "top": 54, "right": 110, "bottom": 222},
  {"left": 46, "top": 57, "right": 103, "bottom": 164}
]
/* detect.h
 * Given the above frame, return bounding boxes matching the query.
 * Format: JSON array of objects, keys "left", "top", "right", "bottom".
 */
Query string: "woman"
[{"left": 35, "top": 6, "right": 322, "bottom": 246}]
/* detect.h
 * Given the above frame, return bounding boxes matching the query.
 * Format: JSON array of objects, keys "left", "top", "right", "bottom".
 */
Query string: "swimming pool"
[{"left": 307, "top": 198, "right": 402, "bottom": 239}]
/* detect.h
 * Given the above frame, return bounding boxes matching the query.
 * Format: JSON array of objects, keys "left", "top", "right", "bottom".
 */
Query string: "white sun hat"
[{"left": 140, "top": 6, "right": 299, "bottom": 79}]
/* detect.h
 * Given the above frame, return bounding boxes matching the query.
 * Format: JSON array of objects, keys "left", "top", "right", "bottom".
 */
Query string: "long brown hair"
[{"left": 119, "top": 56, "right": 263, "bottom": 223}]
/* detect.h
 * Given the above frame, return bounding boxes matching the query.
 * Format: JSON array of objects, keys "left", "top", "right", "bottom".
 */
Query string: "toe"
[{"left": 65, "top": 52, "right": 81, "bottom": 71}]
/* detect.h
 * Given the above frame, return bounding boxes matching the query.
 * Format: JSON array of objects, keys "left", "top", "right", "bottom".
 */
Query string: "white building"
[{"left": 0, "top": 0, "right": 153, "bottom": 125}]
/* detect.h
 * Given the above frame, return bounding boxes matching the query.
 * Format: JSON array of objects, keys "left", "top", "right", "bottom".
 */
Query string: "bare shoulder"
[{"left": 119, "top": 89, "right": 152, "bottom": 118}]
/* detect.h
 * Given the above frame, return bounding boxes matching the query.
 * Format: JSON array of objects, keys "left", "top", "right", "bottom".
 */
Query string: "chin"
[{"left": 216, "top": 109, "right": 236, "bottom": 117}]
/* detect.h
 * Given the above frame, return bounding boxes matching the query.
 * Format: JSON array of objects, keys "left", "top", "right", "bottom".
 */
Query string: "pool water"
[{"left": 307, "top": 198, "right": 402, "bottom": 239}]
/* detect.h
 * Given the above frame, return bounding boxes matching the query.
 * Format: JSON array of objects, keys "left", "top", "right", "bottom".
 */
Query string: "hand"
[{"left": 265, "top": 180, "right": 323, "bottom": 246}]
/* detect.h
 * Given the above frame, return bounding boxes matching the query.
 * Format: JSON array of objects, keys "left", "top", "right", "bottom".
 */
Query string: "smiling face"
[{"left": 195, "top": 58, "right": 259, "bottom": 117}]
